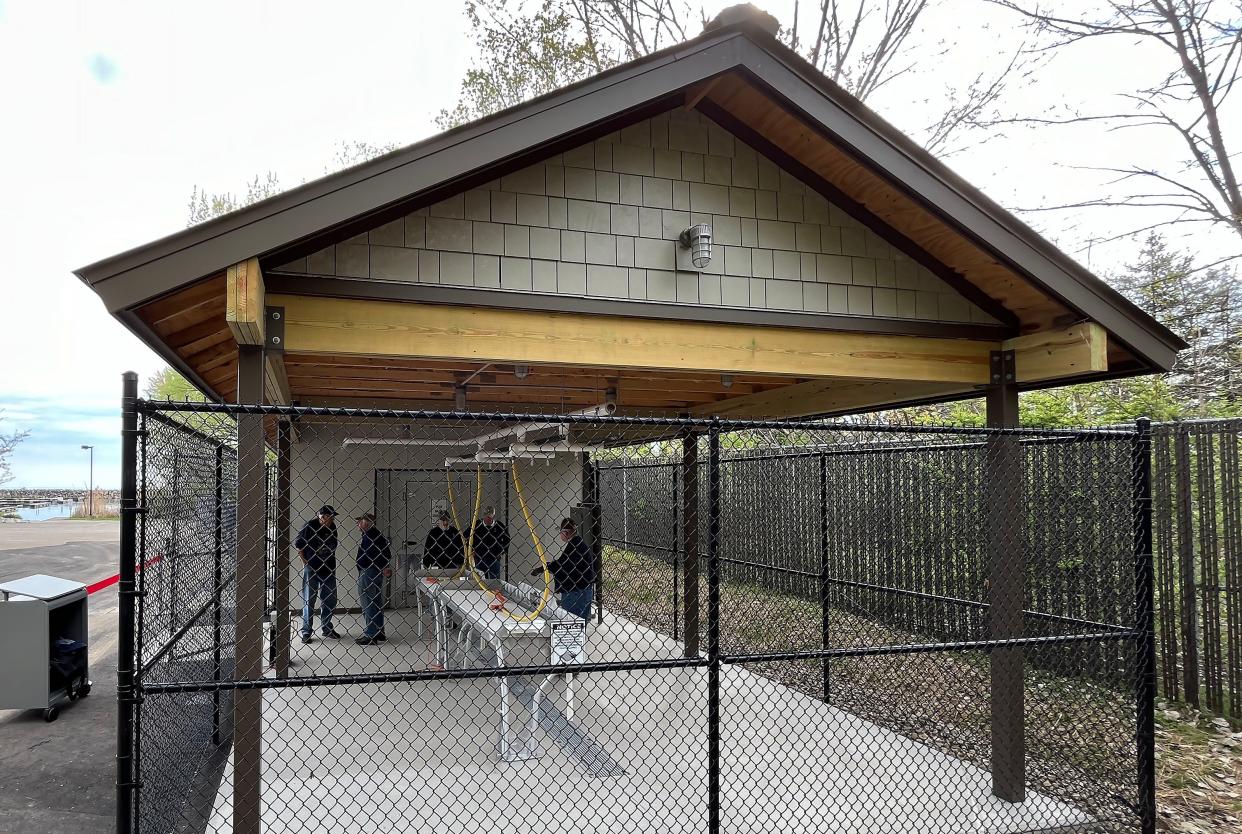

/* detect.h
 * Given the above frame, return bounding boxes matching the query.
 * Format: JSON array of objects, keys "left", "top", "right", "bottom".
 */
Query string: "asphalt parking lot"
[{"left": 0, "top": 520, "right": 120, "bottom": 833}]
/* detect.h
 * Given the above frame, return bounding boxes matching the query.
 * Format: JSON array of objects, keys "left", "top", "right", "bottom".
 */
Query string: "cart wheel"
[{"left": 43, "top": 706, "right": 59, "bottom": 722}]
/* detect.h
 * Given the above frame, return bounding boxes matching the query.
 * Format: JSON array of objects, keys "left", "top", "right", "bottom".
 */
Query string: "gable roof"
[{"left": 75, "top": 8, "right": 1184, "bottom": 376}]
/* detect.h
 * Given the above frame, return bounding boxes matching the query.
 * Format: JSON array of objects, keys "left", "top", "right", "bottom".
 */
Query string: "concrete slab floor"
[
  {"left": 203, "top": 610, "right": 1092, "bottom": 834},
  {"left": 0, "top": 520, "right": 120, "bottom": 834}
]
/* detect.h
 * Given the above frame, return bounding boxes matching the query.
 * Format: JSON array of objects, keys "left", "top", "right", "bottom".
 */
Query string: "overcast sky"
[{"left": 1, "top": 0, "right": 1235, "bottom": 488}]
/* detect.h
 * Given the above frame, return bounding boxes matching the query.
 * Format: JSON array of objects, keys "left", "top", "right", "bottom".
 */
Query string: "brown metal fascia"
[
  {"left": 258, "top": 95, "right": 689, "bottom": 271},
  {"left": 264, "top": 272, "right": 1012, "bottom": 342},
  {"left": 727, "top": 39, "right": 1185, "bottom": 368},
  {"left": 117, "top": 310, "right": 225, "bottom": 403}
]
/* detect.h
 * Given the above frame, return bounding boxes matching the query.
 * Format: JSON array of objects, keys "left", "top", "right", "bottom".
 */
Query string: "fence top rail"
[
  {"left": 597, "top": 432, "right": 1133, "bottom": 470},
  {"left": 143, "top": 409, "right": 237, "bottom": 453},
  {"left": 138, "top": 399, "right": 1136, "bottom": 439},
  {"left": 1151, "top": 418, "right": 1242, "bottom": 433}
]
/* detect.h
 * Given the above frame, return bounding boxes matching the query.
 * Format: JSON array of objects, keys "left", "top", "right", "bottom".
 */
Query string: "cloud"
[
  {"left": 88, "top": 53, "right": 118, "bottom": 84},
  {"left": 3, "top": 395, "right": 122, "bottom": 488}
]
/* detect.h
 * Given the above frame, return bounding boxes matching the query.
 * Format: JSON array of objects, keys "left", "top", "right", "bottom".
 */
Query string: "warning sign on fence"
[{"left": 550, "top": 621, "right": 586, "bottom": 665}]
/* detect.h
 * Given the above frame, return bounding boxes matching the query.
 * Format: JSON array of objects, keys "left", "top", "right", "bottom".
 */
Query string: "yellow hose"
[
  {"left": 505, "top": 458, "right": 552, "bottom": 623},
  {"left": 445, "top": 461, "right": 552, "bottom": 623},
  {"left": 444, "top": 466, "right": 482, "bottom": 581}
]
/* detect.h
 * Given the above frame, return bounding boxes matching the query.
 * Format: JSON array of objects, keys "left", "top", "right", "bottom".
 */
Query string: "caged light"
[{"left": 678, "top": 223, "right": 713, "bottom": 270}]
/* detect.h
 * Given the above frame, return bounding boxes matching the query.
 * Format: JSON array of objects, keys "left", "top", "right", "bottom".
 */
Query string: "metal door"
[{"left": 377, "top": 468, "right": 508, "bottom": 607}]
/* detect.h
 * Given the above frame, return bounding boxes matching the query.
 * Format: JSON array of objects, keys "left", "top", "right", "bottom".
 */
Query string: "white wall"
[{"left": 286, "top": 422, "right": 583, "bottom": 610}]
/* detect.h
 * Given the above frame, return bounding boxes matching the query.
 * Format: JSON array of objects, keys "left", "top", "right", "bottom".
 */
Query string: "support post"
[
  {"left": 581, "top": 454, "right": 603, "bottom": 624},
  {"left": 211, "top": 444, "right": 223, "bottom": 745},
  {"left": 117, "top": 372, "right": 139, "bottom": 834},
  {"left": 819, "top": 451, "right": 830, "bottom": 703},
  {"left": 706, "top": 424, "right": 721, "bottom": 834},
  {"left": 671, "top": 464, "right": 680, "bottom": 642},
  {"left": 234, "top": 345, "right": 265, "bottom": 834},
  {"left": 1134, "top": 418, "right": 1157, "bottom": 834},
  {"left": 986, "top": 349, "right": 1025, "bottom": 803},
  {"left": 1174, "top": 425, "right": 1200, "bottom": 706},
  {"left": 275, "top": 421, "right": 292, "bottom": 678},
  {"left": 681, "top": 434, "right": 700, "bottom": 657}
]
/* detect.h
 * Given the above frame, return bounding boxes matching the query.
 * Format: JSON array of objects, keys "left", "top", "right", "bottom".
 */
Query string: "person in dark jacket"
[
  {"left": 423, "top": 512, "right": 464, "bottom": 570},
  {"left": 472, "top": 506, "right": 509, "bottom": 580},
  {"left": 295, "top": 505, "right": 340, "bottom": 643},
  {"left": 534, "top": 517, "right": 595, "bottom": 620},
  {"left": 353, "top": 513, "right": 392, "bottom": 645}
]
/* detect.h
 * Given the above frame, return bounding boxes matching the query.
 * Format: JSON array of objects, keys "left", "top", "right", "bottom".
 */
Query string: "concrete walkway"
[
  {"left": 0, "top": 520, "right": 120, "bottom": 834},
  {"left": 204, "top": 609, "right": 1091, "bottom": 834}
]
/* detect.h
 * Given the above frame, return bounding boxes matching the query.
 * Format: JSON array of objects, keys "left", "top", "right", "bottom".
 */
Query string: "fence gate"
[{"left": 118, "top": 383, "right": 1156, "bottom": 833}]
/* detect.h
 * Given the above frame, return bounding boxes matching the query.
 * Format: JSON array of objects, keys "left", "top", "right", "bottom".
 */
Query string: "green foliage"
[
  {"left": 436, "top": 1, "right": 609, "bottom": 130},
  {"left": 325, "top": 140, "right": 399, "bottom": 173},
  {"left": 144, "top": 366, "right": 206, "bottom": 403},
  {"left": 186, "top": 172, "right": 282, "bottom": 227}
]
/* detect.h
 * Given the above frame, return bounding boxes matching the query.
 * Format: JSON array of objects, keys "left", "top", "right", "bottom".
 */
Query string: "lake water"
[{"left": 11, "top": 502, "right": 84, "bottom": 521}]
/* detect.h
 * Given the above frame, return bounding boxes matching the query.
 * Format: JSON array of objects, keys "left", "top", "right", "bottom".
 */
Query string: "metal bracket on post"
[
  {"left": 988, "top": 349, "right": 1017, "bottom": 416},
  {"left": 265, "top": 307, "right": 285, "bottom": 353}
]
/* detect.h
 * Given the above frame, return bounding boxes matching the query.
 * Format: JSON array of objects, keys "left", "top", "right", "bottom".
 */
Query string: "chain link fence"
[
  {"left": 1152, "top": 419, "right": 1242, "bottom": 716},
  {"left": 118, "top": 388, "right": 1156, "bottom": 834}
]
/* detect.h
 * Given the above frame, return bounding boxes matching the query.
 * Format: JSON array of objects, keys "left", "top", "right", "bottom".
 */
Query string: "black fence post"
[
  {"left": 819, "top": 451, "right": 830, "bottom": 703},
  {"left": 117, "top": 372, "right": 139, "bottom": 834},
  {"left": 169, "top": 455, "right": 179, "bottom": 642},
  {"left": 672, "top": 464, "right": 680, "bottom": 641},
  {"left": 706, "top": 423, "right": 721, "bottom": 834},
  {"left": 212, "top": 443, "right": 223, "bottom": 745},
  {"left": 275, "top": 422, "right": 291, "bottom": 678},
  {"left": 682, "top": 434, "right": 701, "bottom": 658},
  {"left": 1134, "top": 418, "right": 1157, "bottom": 834},
  {"left": 1175, "top": 424, "right": 1200, "bottom": 706}
]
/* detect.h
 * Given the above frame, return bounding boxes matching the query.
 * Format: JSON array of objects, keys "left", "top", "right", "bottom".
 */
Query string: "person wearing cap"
[
  {"left": 295, "top": 505, "right": 340, "bottom": 643},
  {"left": 353, "top": 513, "right": 392, "bottom": 646},
  {"left": 533, "top": 517, "right": 595, "bottom": 620},
  {"left": 472, "top": 506, "right": 509, "bottom": 580},
  {"left": 423, "top": 511, "right": 464, "bottom": 570}
]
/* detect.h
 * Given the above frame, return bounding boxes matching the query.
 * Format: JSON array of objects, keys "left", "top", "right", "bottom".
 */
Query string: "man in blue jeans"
[
  {"left": 534, "top": 517, "right": 596, "bottom": 620},
  {"left": 295, "top": 505, "right": 340, "bottom": 644},
  {"left": 353, "top": 513, "right": 392, "bottom": 645}
]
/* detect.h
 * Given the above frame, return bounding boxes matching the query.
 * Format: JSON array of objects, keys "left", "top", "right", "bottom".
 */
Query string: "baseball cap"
[{"left": 319, "top": 505, "right": 337, "bottom": 516}]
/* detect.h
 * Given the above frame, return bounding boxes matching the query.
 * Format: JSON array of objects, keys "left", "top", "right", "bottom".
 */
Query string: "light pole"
[{"left": 81, "top": 445, "right": 94, "bottom": 517}]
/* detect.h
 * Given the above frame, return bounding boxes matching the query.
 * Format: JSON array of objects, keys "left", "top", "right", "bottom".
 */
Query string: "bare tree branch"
[{"left": 993, "top": 0, "right": 1242, "bottom": 248}]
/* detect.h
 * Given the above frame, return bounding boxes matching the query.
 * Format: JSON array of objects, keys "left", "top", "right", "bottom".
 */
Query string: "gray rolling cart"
[{"left": 0, "top": 574, "right": 91, "bottom": 722}]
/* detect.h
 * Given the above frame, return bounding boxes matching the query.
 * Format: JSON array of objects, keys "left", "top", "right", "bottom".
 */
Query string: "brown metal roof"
[{"left": 75, "top": 11, "right": 1184, "bottom": 380}]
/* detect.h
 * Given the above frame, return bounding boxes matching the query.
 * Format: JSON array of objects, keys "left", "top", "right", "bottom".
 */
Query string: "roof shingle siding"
[{"left": 273, "top": 108, "right": 996, "bottom": 326}]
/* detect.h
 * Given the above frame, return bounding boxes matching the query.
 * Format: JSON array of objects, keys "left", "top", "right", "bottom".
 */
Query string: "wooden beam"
[
  {"left": 265, "top": 353, "right": 291, "bottom": 405},
  {"left": 1004, "top": 323, "right": 1106, "bottom": 384},
  {"left": 685, "top": 75, "right": 726, "bottom": 109},
  {"left": 692, "top": 378, "right": 973, "bottom": 419},
  {"left": 272, "top": 294, "right": 997, "bottom": 384},
  {"left": 226, "top": 258, "right": 265, "bottom": 345}
]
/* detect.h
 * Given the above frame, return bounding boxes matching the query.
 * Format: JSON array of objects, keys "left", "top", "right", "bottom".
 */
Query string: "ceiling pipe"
[{"left": 342, "top": 402, "right": 617, "bottom": 451}]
